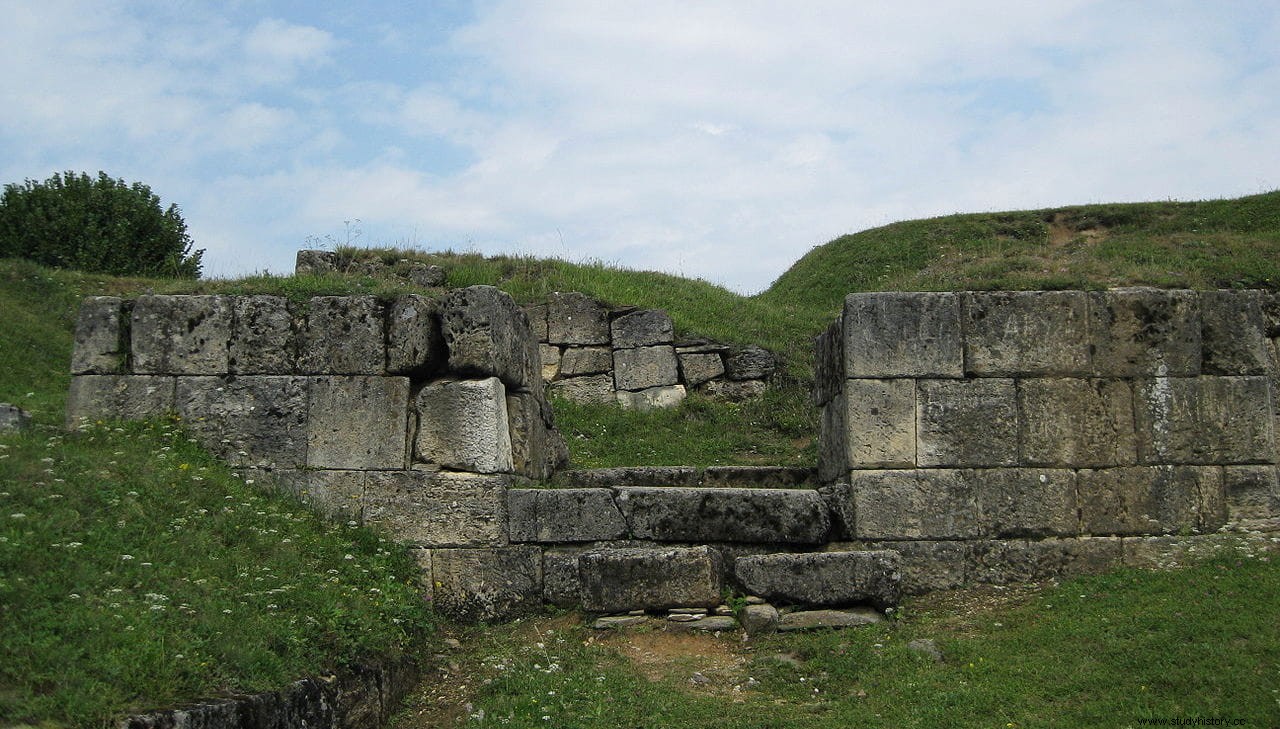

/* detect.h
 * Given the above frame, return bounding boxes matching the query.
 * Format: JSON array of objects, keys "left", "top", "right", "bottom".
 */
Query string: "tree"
[{"left": 0, "top": 171, "right": 204, "bottom": 278}]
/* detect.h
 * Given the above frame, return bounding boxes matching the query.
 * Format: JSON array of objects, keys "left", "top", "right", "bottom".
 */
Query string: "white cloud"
[{"left": 244, "top": 18, "right": 337, "bottom": 68}]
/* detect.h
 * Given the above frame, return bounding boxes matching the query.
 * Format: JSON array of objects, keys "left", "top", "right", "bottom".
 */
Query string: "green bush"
[{"left": 0, "top": 171, "right": 203, "bottom": 278}]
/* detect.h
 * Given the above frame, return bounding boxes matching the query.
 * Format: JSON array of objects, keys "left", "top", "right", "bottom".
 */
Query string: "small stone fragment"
[
  {"left": 0, "top": 404, "right": 33, "bottom": 432},
  {"left": 669, "top": 607, "right": 708, "bottom": 615},
  {"left": 593, "top": 615, "right": 649, "bottom": 629},
  {"left": 667, "top": 613, "right": 703, "bottom": 622},
  {"left": 907, "top": 638, "right": 944, "bottom": 663},
  {"left": 740, "top": 603, "right": 780, "bottom": 636}
]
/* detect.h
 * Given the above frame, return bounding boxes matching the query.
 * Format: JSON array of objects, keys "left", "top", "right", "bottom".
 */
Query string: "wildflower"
[{"left": 9, "top": 513, "right": 26, "bottom": 519}]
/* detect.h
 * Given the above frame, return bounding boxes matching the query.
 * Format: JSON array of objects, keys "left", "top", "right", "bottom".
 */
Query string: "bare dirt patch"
[
  {"left": 592, "top": 624, "right": 750, "bottom": 690},
  {"left": 1048, "top": 213, "right": 1109, "bottom": 247}
]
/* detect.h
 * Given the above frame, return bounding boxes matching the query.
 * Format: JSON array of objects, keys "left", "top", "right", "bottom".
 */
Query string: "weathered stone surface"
[
  {"left": 547, "top": 292, "right": 610, "bottom": 346},
  {"left": 71, "top": 297, "right": 125, "bottom": 374},
  {"left": 612, "top": 309, "right": 673, "bottom": 348},
  {"left": 1200, "top": 290, "right": 1271, "bottom": 375},
  {"left": 508, "top": 488, "right": 626, "bottom": 542},
  {"left": 1087, "top": 289, "right": 1200, "bottom": 377},
  {"left": 538, "top": 344, "right": 562, "bottom": 381},
  {"left": 703, "top": 466, "right": 815, "bottom": 489},
  {"left": 131, "top": 295, "right": 232, "bottom": 375},
  {"left": 916, "top": 378, "right": 1017, "bottom": 467},
  {"left": 415, "top": 378, "right": 513, "bottom": 474},
  {"left": 432, "top": 546, "right": 543, "bottom": 622},
  {"left": 740, "top": 603, "right": 780, "bottom": 635},
  {"left": 778, "top": 608, "right": 883, "bottom": 632},
  {"left": 307, "top": 376, "right": 410, "bottom": 469},
  {"left": 1122, "top": 533, "right": 1280, "bottom": 569},
  {"left": 299, "top": 296, "right": 386, "bottom": 375},
  {"left": 679, "top": 352, "right": 725, "bottom": 387},
  {"left": 616, "top": 384, "right": 686, "bottom": 410},
  {"left": 0, "top": 404, "right": 32, "bottom": 432},
  {"left": 813, "top": 319, "right": 844, "bottom": 406},
  {"left": 407, "top": 263, "right": 446, "bottom": 288},
  {"left": 524, "top": 304, "right": 549, "bottom": 341},
  {"left": 616, "top": 487, "right": 831, "bottom": 544},
  {"left": 270, "top": 469, "right": 367, "bottom": 522},
  {"left": 1078, "top": 466, "right": 1226, "bottom": 536},
  {"left": 856, "top": 540, "right": 967, "bottom": 593},
  {"left": 559, "top": 346, "right": 612, "bottom": 377},
  {"left": 175, "top": 376, "right": 308, "bottom": 468},
  {"left": 578, "top": 546, "right": 722, "bottom": 613},
  {"left": 846, "top": 469, "right": 980, "bottom": 540},
  {"left": 1018, "top": 378, "right": 1136, "bottom": 467},
  {"left": 364, "top": 471, "right": 508, "bottom": 547},
  {"left": 668, "top": 615, "right": 740, "bottom": 632},
  {"left": 967, "top": 537, "right": 1123, "bottom": 584},
  {"left": 724, "top": 345, "right": 776, "bottom": 381},
  {"left": 962, "top": 291, "right": 1090, "bottom": 376},
  {"left": 843, "top": 379, "right": 916, "bottom": 469},
  {"left": 975, "top": 468, "right": 1078, "bottom": 538},
  {"left": 614, "top": 346, "right": 678, "bottom": 390},
  {"left": 843, "top": 292, "right": 963, "bottom": 378},
  {"left": 549, "top": 374, "right": 614, "bottom": 404},
  {"left": 552, "top": 467, "right": 700, "bottom": 488},
  {"left": 817, "top": 392, "right": 850, "bottom": 482},
  {"left": 701, "top": 379, "right": 766, "bottom": 401},
  {"left": 229, "top": 296, "right": 297, "bottom": 374},
  {"left": 543, "top": 549, "right": 583, "bottom": 607},
  {"left": 295, "top": 249, "right": 337, "bottom": 274},
  {"left": 66, "top": 375, "right": 175, "bottom": 428},
  {"left": 506, "top": 391, "right": 566, "bottom": 480},
  {"left": 734, "top": 551, "right": 901, "bottom": 609},
  {"left": 387, "top": 295, "right": 445, "bottom": 377},
  {"left": 907, "top": 638, "right": 944, "bottom": 663},
  {"left": 442, "top": 286, "right": 539, "bottom": 390},
  {"left": 1223, "top": 465, "right": 1280, "bottom": 530},
  {"left": 1135, "top": 377, "right": 1275, "bottom": 465},
  {"left": 593, "top": 615, "right": 649, "bottom": 629}
]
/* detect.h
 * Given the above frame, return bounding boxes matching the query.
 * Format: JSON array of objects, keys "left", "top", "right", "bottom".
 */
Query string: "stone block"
[
  {"left": 1078, "top": 466, "right": 1226, "bottom": 536},
  {"left": 547, "top": 292, "right": 610, "bottom": 346},
  {"left": 817, "top": 394, "right": 850, "bottom": 483},
  {"left": 578, "top": 546, "right": 722, "bottom": 613},
  {"left": 0, "top": 404, "right": 32, "bottom": 432},
  {"left": 777, "top": 609, "right": 883, "bottom": 631},
  {"left": 1200, "top": 290, "right": 1271, "bottom": 375},
  {"left": 271, "top": 469, "right": 366, "bottom": 522},
  {"left": 740, "top": 603, "right": 780, "bottom": 635},
  {"left": 967, "top": 538, "right": 1123, "bottom": 584},
  {"left": 387, "top": 295, "right": 445, "bottom": 377},
  {"left": 734, "top": 551, "right": 901, "bottom": 609},
  {"left": 615, "top": 487, "right": 831, "bottom": 544},
  {"left": 1122, "top": 533, "right": 1280, "bottom": 569},
  {"left": 299, "top": 296, "right": 386, "bottom": 375},
  {"left": 1135, "top": 377, "right": 1275, "bottom": 464},
  {"left": 131, "top": 295, "right": 232, "bottom": 375},
  {"left": 229, "top": 296, "right": 297, "bottom": 374},
  {"left": 432, "top": 546, "right": 543, "bottom": 622},
  {"left": 549, "top": 374, "right": 615, "bottom": 404},
  {"left": 974, "top": 468, "right": 1078, "bottom": 538},
  {"left": 538, "top": 344, "right": 562, "bottom": 381},
  {"left": 543, "top": 549, "right": 583, "bottom": 607},
  {"left": 506, "top": 391, "right": 567, "bottom": 480},
  {"left": 813, "top": 319, "right": 844, "bottom": 406},
  {"left": 846, "top": 469, "right": 980, "bottom": 540},
  {"left": 71, "top": 296, "right": 125, "bottom": 374},
  {"left": 616, "top": 385, "right": 686, "bottom": 411},
  {"left": 364, "top": 471, "right": 508, "bottom": 547},
  {"left": 843, "top": 292, "right": 963, "bottom": 378},
  {"left": 1223, "top": 465, "right": 1280, "bottom": 530},
  {"left": 701, "top": 380, "right": 766, "bottom": 401},
  {"left": 857, "top": 540, "right": 967, "bottom": 594},
  {"left": 679, "top": 352, "right": 725, "bottom": 388},
  {"left": 559, "top": 346, "right": 611, "bottom": 377},
  {"left": 508, "top": 488, "right": 627, "bottom": 542},
  {"left": 1018, "top": 378, "right": 1136, "bottom": 467},
  {"left": 551, "top": 466, "right": 700, "bottom": 489},
  {"left": 916, "top": 379, "right": 1017, "bottom": 467},
  {"left": 724, "top": 345, "right": 776, "bottom": 381},
  {"left": 962, "top": 291, "right": 1089, "bottom": 376},
  {"left": 524, "top": 304, "right": 549, "bottom": 341},
  {"left": 703, "top": 466, "right": 815, "bottom": 489},
  {"left": 295, "top": 249, "right": 337, "bottom": 274},
  {"left": 415, "top": 378, "right": 513, "bottom": 474},
  {"left": 1087, "top": 288, "right": 1200, "bottom": 377},
  {"left": 442, "top": 286, "right": 539, "bottom": 390},
  {"left": 174, "top": 376, "right": 308, "bottom": 468},
  {"left": 611, "top": 309, "right": 673, "bottom": 348},
  {"left": 307, "top": 376, "right": 410, "bottom": 469},
  {"left": 614, "top": 346, "right": 678, "bottom": 390},
  {"left": 65, "top": 375, "right": 174, "bottom": 428},
  {"left": 843, "top": 379, "right": 916, "bottom": 469},
  {"left": 407, "top": 262, "right": 446, "bottom": 288}
]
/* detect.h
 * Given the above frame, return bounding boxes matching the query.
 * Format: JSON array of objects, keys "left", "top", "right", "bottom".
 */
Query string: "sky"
[{"left": 2, "top": 1, "right": 1278, "bottom": 294}]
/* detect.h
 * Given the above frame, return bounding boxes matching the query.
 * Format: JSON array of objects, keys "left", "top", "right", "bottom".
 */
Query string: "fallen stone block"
[
  {"left": 175, "top": 376, "right": 309, "bottom": 468},
  {"left": 613, "top": 345, "right": 678, "bottom": 390},
  {"left": 407, "top": 262, "right": 446, "bottom": 288},
  {"left": 667, "top": 615, "right": 740, "bottom": 632},
  {"left": 307, "top": 376, "right": 410, "bottom": 469},
  {"left": 364, "top": 471, "right": 508, "bottom": 547},
  {"left": 740, "top": 603, "right": 780, "bottom": 635},
  {"left": 547, "top": 292, "right": 610, "bottom": 346},
  {"left": 415, "top": 377, "right": 513, "bottom": 474},
  {"left": 1087, "top": 288, "right": 1200, "bottom": 377},
  {"left": 131, "top": 295, "right": 232, "bottom": 375},
  {"left": 578, "top": 546, "right": 722, "bottom": 613},
  {"left": 299, "top": 296, "right": 386, "bottom": 375},
  {"left": 1018, "top": 378, "right": 1136, "bottom": 467},
  {"left": 701, "top": 379, "right": 766, "bottom": 401},
  {"left": 442, "top": 286, "right": 540, "bottom": 390},
  {"left": 593, "top": 615, "right": 649, "bottom": 629},
  {"left": 962, "top": 291, "right": 1090, "bottom": 376},
  {"left": 432, "top": 546, "right": 543, "bottom": 622},
  {"left": 1077, "top": 465, "right": 1226, "bottom": 536},
  {"left": 734, "top": 551, "right": 902, "bottom": 609},
  {"left": 778, "top": 608, "right": 883, "bottom": 632},
  {"left": 508, "top": 488, "right": 627, "bottom": 543},
  {"left": 616, "top": 384, "right": 686, "bottom": 411},
  {"left": 295, "top": 249, "right": 337, "bottom": 274},
  {"left": 71, "top": 296, "right": 125, "bottom": 374},
  {"left": 616, "top": 487, "right": 831, "bottom": 544},
  {"left": 387, "top": 295, "right": 445, "bottom": 377},
  {"left": 843, "top": 292, "right": 963, "bottom": 378},
  {"left": 916, "top": 378, "right": 1017, "bottom": 467},
  {"left": 1135, "top": 377, "right": 1275, "bottom": 465},
  {"left": 612, "top": 309, "right": 673, "bottom": 348},
  {"left": 66, "top": 375, "right": 175, "bottom": 428}
]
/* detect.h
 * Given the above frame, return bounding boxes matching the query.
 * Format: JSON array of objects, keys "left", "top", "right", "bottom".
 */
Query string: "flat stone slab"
[
  {"left": 667, "top": 616, "right": 740, "bottom": 632},
  {"left": 734, "top": 551, "right": 902, "bottom": 609},
  {"left": 578, "top": 546, "right": 722, "bottom": 613},
  {"left": 616, "top": 487, "right": 831, "bottom": 544},
  {"left": 552, "top": 467, "right": 701, "bottom": 489},
  {"left": 778, "top": 608, "right": 884, "bottom": 632},
  {"left": 593, "top": 615, "right": 649, "bottom": 629}
]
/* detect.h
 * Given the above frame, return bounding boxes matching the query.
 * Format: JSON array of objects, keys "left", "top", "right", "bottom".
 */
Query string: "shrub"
[{"left": 0, "top": 170, "right": 203, "bottom": 278}]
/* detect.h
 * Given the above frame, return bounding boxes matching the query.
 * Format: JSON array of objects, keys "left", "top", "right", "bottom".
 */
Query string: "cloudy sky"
[{"left": 2, "top": 1, "right": 1278, "bottom": 293}]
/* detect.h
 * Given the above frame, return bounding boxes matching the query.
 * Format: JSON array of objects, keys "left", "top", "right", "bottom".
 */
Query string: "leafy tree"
[{"left": 0, "top": 171, "right": 203, "bottom": 278}]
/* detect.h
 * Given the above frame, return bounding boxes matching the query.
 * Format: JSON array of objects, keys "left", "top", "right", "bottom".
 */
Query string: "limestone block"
[
  {"left": 974, "top": 468, "right": 1078, "bottom": 538},
  {"left": 549, "top": 374, "right": 615, "bottom": 404},
  {"left": 1077, "top": 466, "right": 1226, "bottom": 536},
  {"left": 611, "top": 309, "right": 673, "bottom": 348},
  {"left": 1019, "top": 378, "right": 1136, "bottom": 467},
  {"left": 843, "top": 292, "right": 963, "bottom": 378},
  {"left": 229, "top": 296, "right": 297, "bottom": 375},
  {"left": 551, "top": 466, "right": 700, "bottom": 489},
  {"left": 71, "top": 296, "right": 125, "bottom": 374},
  {"left": 547, "top": 292, "right": 610, "bottom": 346},
  {"left": 507, "top": 488, "right": 627, "bottom": 542},
  {"left": 846, "top": 469, "right": 980, "bottom": 540},
  {"left": 967, "top": 537, "right": 1123, "bottom": 584},
  {"left": 1122, "top": 533, "right": 1280, "bottom": 569},
  {"left": 615, "top": 487, "right": 831, "bottom": 544},
  {"left": 701, "top": 380, "right": 766, "bottom": 401},
  {"left": 616, "top": 385, "right": 686, "bottom": 411},
  {"left": 65, "top": 375, "right": 174, "bottom": 428},
  {"left": 270, "top": 469, "right": 366, "bottom": 522},
  {"left": 299, "top": 296, "right": 386, "bottom": 375},
  {"left": 962, "top": 291, "right": 1089, "bottom": 376},
  {"left": 295, "top": 249, "right": 337, "bottom": 274},
  {"left": 1223, "top": 465, "right": 1280, "bottom": 530},
  {"left": 778, "top": 609, "right": 883, "bottom": 631},
  {"left": 543, "top": 549, "right": 583, "bottom": 607},
  {"left": 307, "top": 376, "right": 410, "bottom": 469},
  {"left": 415, "top": 378, "right": 513, "bottom": 474},
  {"left": 175, "top": 376, "right": 308, "bottom": 468},
  {"left": 703, "top": 466, "right": 815, "bottom": 489},
  {"left": 740, "top": 603, "right": 780, "bottom": 635},
  {"left": 131, "top": 295, "right": 232, "bottom": 375},
  {"left": 817, "top": 394, "right": 849, "bottom": 483},
  {"left": 364, "top": 471, "right": 508, "bottom": 547},
  {"left": 734, "top": 550, "right": 902, "bottom": 609},
  {"left": 0, "top": 404, "right": 32, "bottom": 432},
  {"left": 679, "top": 352, "right": 725, "bottom": 388},
  {"left": 724, "top": 345, "right": 776, "bottom": 381},
  {"left": 432, "top": 546, "right": 543, "bottom": 622},
  {"left": 387, "top": 295, "right": 445, "bottom": 377},
  {"left": 1135, "top": 377, "right": 1275, "bottom": 464},
  {"left": 614, "top": 345, "right": 678, "bottom": 391},
  {"left": 442, "top": 286, "right": 539, "bottom": 390},
  {"left": 843, "top": 379, "right": 916, "bottom": 469},
  {"left": 813, "top": 319, "right": 844, "bottom": 406},
  {"left": 857, "top": 540, "right": 967, "bottom": 594},
  {"left": 524, "top": 304, "right": 549, "bottom": 341},
  {"left": 559, "top": 346, "right": 611, "bottom": 377},
  {"left": 916, "top": 379, "right": 1017, "bottom": 467},
  {"left": 1087, "top": 289, "right": 1200, "bottom": 377},
  {"left": 506, "top": 391, "right": 567, "bottom": 480},
  {"left": 407, "top": 262, "right": 446, "bottom": 288},
  {"left": 578, "top": 546, "right": 722, "bottom": 613},
  {"left": 1200, "top": 290, "right": 1271, "bottom": 375},
  {"left": 539, "top": 344, "right": 562, "bottom": 381}
]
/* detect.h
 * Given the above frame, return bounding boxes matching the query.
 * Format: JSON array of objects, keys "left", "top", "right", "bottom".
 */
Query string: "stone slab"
[
  {"left": 299, "top": 296, "right": 386, "bottom": 375},
  {"left": 701, "top": 379, "right": 766, "bottom": 401},
  {"left": 387, "top": 295, "right": 445, "bottom": 377},
  {"left": 175, "top": 376, "right": 309, "bottom": 468},
  {"left": 679, "top": 352, "right": 725, "bottom": 387},
  {"left": 508, "top": 488, "right": 627, "bottom": 543},
  {"left": 131, "top": 295, "right": 232, "bottom": 375},
  {"left": 616, "top": 487, "right": 831, "bottom": 544},
  {"left": 547, "top": 292, "right": 610, "bottom": 346},
  {"left": 967, "top": 537, "right": 1124, "bottom": 584},
  {"left": 552, "top": 467, "right": 701, "bottom": 489},
  {"left": 1087, "top": 289, "right": 1200, "bottom": 377},
  {"left": 306, "top": 376, "right": 410, "bottom": 469},
  {"left": 364, "top": 471, "right": 508, "bottom": 547},
  {"left": 611, "top": 309, "right": 673, "bottom": 348},
  {"left": 578, "top": 545, "right": 722, "bottom": 613},
  {"left": 613, "top": 345, "right": 678, "bottom": 391},
  {"left": 843, "top": 292, "right": 963, "bottom": 378},
  {"left": 1018, "top": 378, "right": 1136, "bottom": 467},
  {"left": 724, "top": 346, "right": 776, "bottom": 381},
  {"left": 916, "top": 378, "right": 1017, "bottom": 467},
  {"left": 962, "top": 291, "right": 1090, "bottom": 376},
  {"left": 549, "top": 374, "right": 615, "bottom": 404},
  {"left": 432, "top": 546, "right": 543, "bottom": 622},
  {"left": 734, "top": 551, "right": 901, "bottom": 609},
  {"left": 616, "top": 384, "right": 686, "bottom": 410},
  {"left": 442, "top": 286, "right": 539, "bottom": 390},
  {"left": 71, "top": 296, "right": 125, "bottom": 374},
  {"left": 778, "top": 608, "right": 883, "bottom": 632},
  {"left": 415, "top": 377, "right": 513, "bottom": 474},
  {"left": 846, "top": 469, "right": 980, "bottom": 540},
  {"left": 1135, "top": 377, "right": 1275, "bottom": 465},
  {"left": 975, "top": 468, "right": 1079, "bottom": 538},
  {"left": 66, "top": 375, "right": 175, "bottom": 428},
  {"left": 703, "top": 466, "right": 816, "bottom": 489},
  {"left": 228, "top": 296, "right": 297, "bottom": 375},
  {"left": 1200, "top": 290, "right": 1271, "bottom": 375},
  {"left": 559, "top": 346, "right": 612, "bottom": 377},
  {"left": 843, "top": 379, "right": 916, "bottom": 469},
  {"left": 1077, "top": 466, "right": 1226, "bottom": 536},
  {"left": 667, "top": 616, "right": 740, "bottom": 632}
]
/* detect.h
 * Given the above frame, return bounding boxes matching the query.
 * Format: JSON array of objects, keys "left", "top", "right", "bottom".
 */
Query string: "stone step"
[
  {"left": 733, "top": 550, "right": 903, "bottom": 609},
  {"left": 549, "top": 465, "right": 817, "bottom": 490}
]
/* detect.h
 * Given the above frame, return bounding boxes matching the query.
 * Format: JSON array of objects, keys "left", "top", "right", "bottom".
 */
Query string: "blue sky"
[{"left": 2, "top": 1, "right": 1278, "bottom": 293}]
